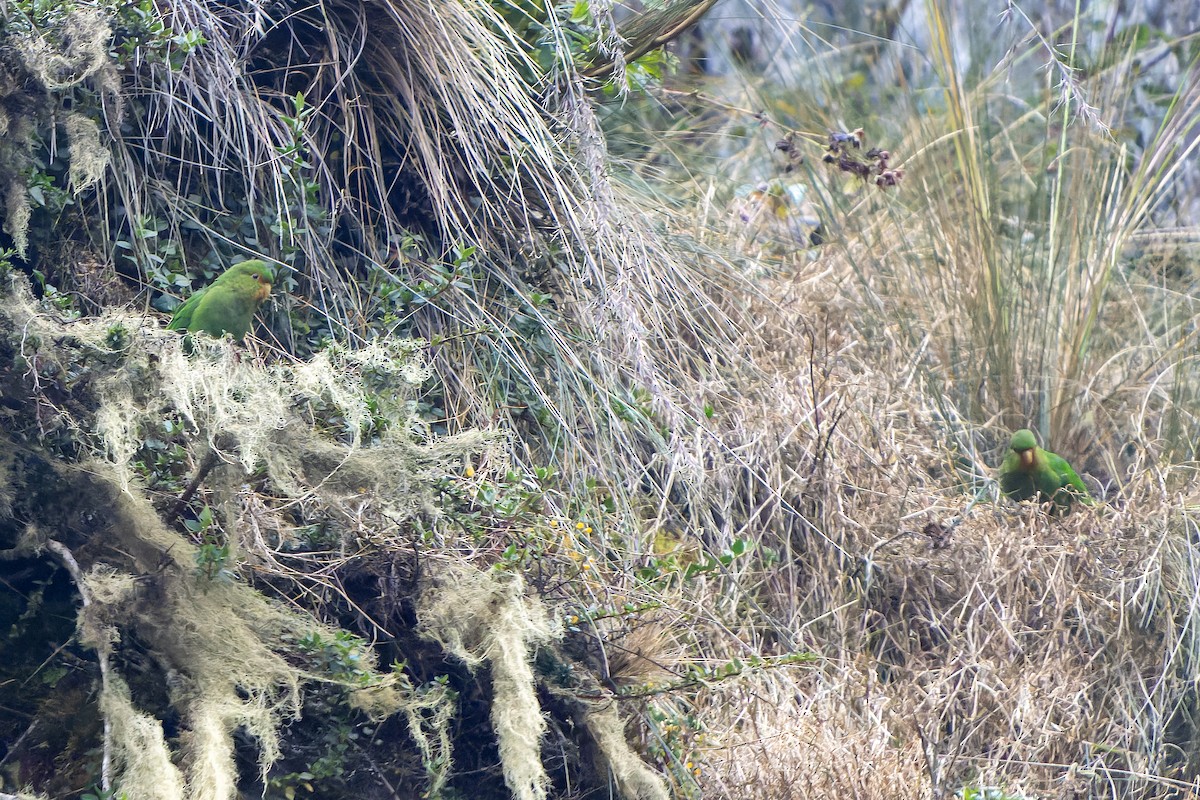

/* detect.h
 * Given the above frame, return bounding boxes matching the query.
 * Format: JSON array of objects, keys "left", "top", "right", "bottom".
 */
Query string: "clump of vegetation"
[{"left": 2, "top": 0, "right": 1200, "bottom": 799}]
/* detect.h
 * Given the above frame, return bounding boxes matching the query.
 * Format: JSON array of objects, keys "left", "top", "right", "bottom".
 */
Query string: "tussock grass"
[
  {"left": 578, "top": 2, "right": 1200, "bottom": 798},
  {"left": 635, "top": 243, "right": 1200, "bottom": 795},
  {"left": 8, "top": 0, "right": 1200, "bottom": 796},
  {"left": 810, "top": 2, "right": 1200, "bottom": 459},
  {"left": 101, "top": 0, "right": 761, "bottom": 530},
  {"left": 702, "top": 673, "right": 929, "bottom": 800}
]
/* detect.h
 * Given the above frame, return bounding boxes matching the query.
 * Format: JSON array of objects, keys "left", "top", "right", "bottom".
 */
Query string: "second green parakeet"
[
  {"left": 167, "top": 260, "right": 275, "bottom": 341},
  {"left": 998, "top": 428, "right": 1094, "bottom": 510}
]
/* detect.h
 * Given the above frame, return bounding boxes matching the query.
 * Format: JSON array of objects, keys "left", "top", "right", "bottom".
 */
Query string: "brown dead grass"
[{"left": 669, "top": 249, "right": 1200, "bottom": 799}]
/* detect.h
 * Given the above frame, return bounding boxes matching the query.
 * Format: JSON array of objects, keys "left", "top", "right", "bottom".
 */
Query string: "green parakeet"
[
  {"left": 167, "top": 260, "right": 275, "bottom": 341},
  {"left": 998, "top": 428, "right": 1094, "bottom": 510}
]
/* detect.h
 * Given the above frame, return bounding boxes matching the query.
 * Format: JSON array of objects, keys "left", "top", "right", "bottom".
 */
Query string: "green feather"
[
  {"left": 167, "top": 260, "right": 275, "bottom": 341},
  {"left": 997, "top": 428, "right": 1094, "bottom": 511}
]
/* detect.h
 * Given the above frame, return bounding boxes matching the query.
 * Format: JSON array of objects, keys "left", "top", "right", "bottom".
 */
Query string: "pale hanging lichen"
[
  {"left": 584, "top": 702, "right": 670, "bottom": 800},
  {"left": 64, "top": 113, "right": 111, "bottom": 193},
  {"left": 418, "top": 561, "right": 561, "bottom": 800},
  {"left": 0, "top": 272, "right": 492, "bottom": 800},
  {"left": 14, "top": 7, "right": 117, "bottom": 93},
  {"left": 4, "top": 177, "right": 30, "bottom": 258},
  {"left": 99, "top": 675, "right": 188, "bottom": 800}
]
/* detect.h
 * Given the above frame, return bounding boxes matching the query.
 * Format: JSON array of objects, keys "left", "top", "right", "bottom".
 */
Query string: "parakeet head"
[
  {"left": 1010, "top": 428, "right": 1037, "bottom": 469},
  {"left": 225, "top": 259, "right": 275, "bottom": 303}
]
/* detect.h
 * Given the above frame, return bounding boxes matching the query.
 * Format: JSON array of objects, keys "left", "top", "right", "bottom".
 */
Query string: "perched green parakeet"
[
  {"left": 167, "top": 260, "right": 275, "bottom": 341},
  {"left": 998, "top": 428, "right": 1094, "bottom": 510}
]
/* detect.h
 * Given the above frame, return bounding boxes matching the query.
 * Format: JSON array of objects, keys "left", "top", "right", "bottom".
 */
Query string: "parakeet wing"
[
  {"left": 187, "top": 279, "right": 260, "bottom": 340},
  {"left": 167, "top": 260, "right": 273, "bottom": 340},
  {"left": 167, "top": 286, "right": 207, "bottom": 331},
  {"left": 1045, "top": 451, "right": 1093, "bottom": 502},
  {"left": 1032, "top": 457, "right": 1065, "bottom": 500}
]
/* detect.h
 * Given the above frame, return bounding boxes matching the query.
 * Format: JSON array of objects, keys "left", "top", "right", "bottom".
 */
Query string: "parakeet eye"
[{"left": 251, "top": 273, "right": 260, "bottom": 280}]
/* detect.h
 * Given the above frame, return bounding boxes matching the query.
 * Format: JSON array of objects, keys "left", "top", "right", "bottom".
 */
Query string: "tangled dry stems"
[
  {"left": 4, "top": 0, "right": 1200, "bottom": 797},
  {"left": 650, "top": 240, "right": 1200, "bottom": 797}
]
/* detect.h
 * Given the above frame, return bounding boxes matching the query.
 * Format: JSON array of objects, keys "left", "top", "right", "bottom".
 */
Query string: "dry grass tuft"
[
  {"left": 6, "top": 0, "right": 1200, "bottom": 796},
  {"left": 657, "top": 242, "right": 1200, "bottom": 797},
  {"left": 612, "top": 24, "right": 1200, "bottom": 776},
  {"left": 703, "top": 672, "right": 929, "bottom": 800}
]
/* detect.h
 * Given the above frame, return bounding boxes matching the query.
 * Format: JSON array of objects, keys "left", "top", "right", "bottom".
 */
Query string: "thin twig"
[
  {"left": 171, "top": 435, "right": 233, "bottom": 520},
  {"left": 45, "top": 539, "right": 112, "bottom": 794},
  {"left": 0, "top": 719, "right": 37, "bottom": 772}
]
